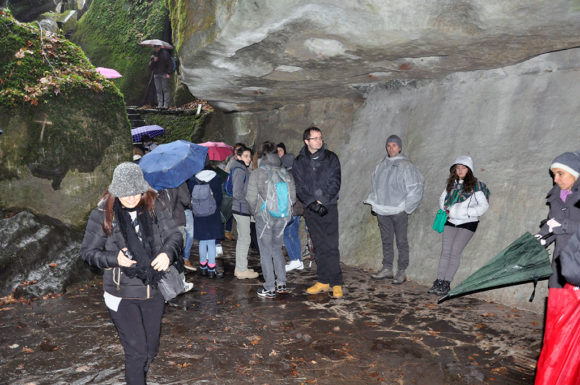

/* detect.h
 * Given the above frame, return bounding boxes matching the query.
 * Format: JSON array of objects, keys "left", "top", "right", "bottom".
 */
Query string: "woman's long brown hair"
[
  {"left": 101, "top": 190, "right": 158, "bottom": 236},
  {"left": 446, "top": 165, "right": 476, "bottom": 194}
]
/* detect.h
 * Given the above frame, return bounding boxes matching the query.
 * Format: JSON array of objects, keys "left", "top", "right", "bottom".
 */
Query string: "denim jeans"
[
  {"left": 184, "top": 209, "right": 194, "bottom": 261},
  {"left": 283, "top": 215, "right": 301, "bottom": 262},
  {"left": 199, "top": 239, "right": 216, "bottom": 266}
]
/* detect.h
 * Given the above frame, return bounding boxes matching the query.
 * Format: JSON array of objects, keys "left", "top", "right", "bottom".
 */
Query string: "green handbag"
[
  {"left": 432, "top": 209, "right": 448, "bottom": 233},
  {"left": 432, "top": 191, "right": 459, "bottom": 233}
]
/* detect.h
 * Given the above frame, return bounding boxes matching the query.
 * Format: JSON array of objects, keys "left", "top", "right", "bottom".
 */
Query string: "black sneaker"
[
  {"left": 428, "top": 279, "right": 443, "bottom": 294},
  {"left": 435, "top": 281, "right": 451, "bottom": 296},
  {"left": 257, "top": 288, "right": 276, "bottom": 298},
  {"left": 276, "top": 284, "right": 289, "bottom": 294}
]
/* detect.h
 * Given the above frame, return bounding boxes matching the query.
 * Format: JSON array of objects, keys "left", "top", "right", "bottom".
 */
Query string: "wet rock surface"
[
  {"left": 0, "top": 210, "right": 93, "bottom": 298},
  {"left": 0, "top": 239, "right": 543, "bottom": 384}
]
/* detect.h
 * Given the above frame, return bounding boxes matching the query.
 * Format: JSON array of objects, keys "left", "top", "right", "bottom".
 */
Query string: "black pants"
[
  {"left": 304, "top": 204, "right": 342, "bottom": 286},
  {"left": 108, "top": 295, "right": 165, "bottom": 385}
]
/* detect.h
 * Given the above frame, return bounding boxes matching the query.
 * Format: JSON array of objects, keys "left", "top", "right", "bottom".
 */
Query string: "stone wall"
[{"left": 208, "top": 48, "right": 580, "bottom": 312}]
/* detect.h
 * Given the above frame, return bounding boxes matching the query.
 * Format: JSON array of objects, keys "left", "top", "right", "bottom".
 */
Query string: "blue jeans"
[
  {"left": 184, "top": 209, "right": 194, "bottom": 261},
  {"left": 199, "top": 240, "right": 216, "bottom": 266},
  {"left": 283, "top": 215, "right": 301, "bottom": 262}
]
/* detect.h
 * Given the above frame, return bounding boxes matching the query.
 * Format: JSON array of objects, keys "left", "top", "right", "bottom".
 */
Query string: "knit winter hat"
[
  {"left": 386, "top": 135, "right": 402, "bottom": 150},
  {"left": 450, "top": 155, "right": 474, "bottom": 172},
  {"left": 108, "top": 162, "right": 151, "bottom": 197},
  {"left": 551, "top": 151, "right": 580, "bottom": 179}
]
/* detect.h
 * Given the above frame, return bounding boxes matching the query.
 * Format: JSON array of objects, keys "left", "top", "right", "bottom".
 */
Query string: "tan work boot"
[
  {"left": 331, "top": 285, "right": 343, "bottom": 298},
  {"left": 306, "top": 281, "right": 330, "bottom": 294},
  {"left": 234, "top": 268, "right": 259, "bottom": 279}
]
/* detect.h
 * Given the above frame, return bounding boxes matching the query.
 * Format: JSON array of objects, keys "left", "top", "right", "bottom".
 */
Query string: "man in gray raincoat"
[{"left": 364, "top": 135, "right": 424, "bottom": 284}]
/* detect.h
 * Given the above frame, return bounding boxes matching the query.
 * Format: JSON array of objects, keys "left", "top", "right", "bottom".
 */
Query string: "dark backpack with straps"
[{"left": 191, "top": 183, "right": 217, "bottom": 217}]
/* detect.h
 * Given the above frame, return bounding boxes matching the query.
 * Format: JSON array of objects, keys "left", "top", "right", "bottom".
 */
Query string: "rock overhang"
[{"left": 173, "top": 0, "right": 580, "bottom": 112}]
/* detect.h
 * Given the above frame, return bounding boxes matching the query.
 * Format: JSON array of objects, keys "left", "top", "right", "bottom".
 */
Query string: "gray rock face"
[
  {"left": 205, "top": 48, "right": 580, "bottom": 312},
  {"left": 176, "top": 0, "right": 580, "bottom": 112},
  {"left": 0, "top": 211, "right": 93, "bottom": 298}
]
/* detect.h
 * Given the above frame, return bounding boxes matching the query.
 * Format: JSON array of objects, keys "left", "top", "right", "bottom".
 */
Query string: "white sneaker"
[
  {"left": 216, "top": 244, "right": 223, "bottom": 256},
  {"left": 183, "top": 279, "right": 194, "bottom": 293},
  {"left": 285, "top": 260, "right": 304, "bottom": 272}
]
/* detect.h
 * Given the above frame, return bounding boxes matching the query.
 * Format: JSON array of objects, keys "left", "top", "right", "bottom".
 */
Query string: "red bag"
[{"left": 535, "top": 284, "right": 580, "bottom": 385}]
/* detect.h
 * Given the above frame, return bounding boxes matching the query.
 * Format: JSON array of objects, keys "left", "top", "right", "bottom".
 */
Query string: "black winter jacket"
[
  {"left": 80, "top": 198, "right": 183, "bottom": 299},
  {"left": 292, "top": 145, "right": 341, "bottom": 207},
  {"left": 538, "top": 180, "right": 580, "bottom": 288}
]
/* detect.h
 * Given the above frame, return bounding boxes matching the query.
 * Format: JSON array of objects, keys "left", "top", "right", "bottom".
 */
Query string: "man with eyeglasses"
[{"left": 292, "top": 126, "right": 343, "bottom": 298}]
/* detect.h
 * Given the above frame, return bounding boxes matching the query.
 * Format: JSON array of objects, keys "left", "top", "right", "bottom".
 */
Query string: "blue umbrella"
[
  {"left": 139, "top": 140, "right": 208, "bottom": 190},
  {"left": 131, "top": 125, "right": 165, "bottom": 142}
]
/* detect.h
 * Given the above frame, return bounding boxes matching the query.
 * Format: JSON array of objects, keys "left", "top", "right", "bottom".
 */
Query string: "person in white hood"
[
  {"left": 365, "top": 135, "right": 424, "bottom": 284},
  {"left": 428, "top": 155, "right": 490, "bottom": 296}
]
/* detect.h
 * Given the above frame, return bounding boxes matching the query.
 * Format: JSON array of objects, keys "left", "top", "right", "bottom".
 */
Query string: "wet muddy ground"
[{"left": 0, "top": 239, "right": 544, "bottom": 384}]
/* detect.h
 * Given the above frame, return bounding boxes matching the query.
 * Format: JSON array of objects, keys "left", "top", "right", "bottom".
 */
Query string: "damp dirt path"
[{"left": 0, "top": 239, "right": 544, "bottom": 385}]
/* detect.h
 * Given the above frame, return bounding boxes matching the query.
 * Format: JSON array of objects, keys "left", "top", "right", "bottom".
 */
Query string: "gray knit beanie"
[
  {"left": 108, "top": 162, "right": 151, "bottom": 197},
  {"left": 386, "top": 135, "right": 402, "bottom": 150},
  {"left": 551, "top": 151, "right": 580, "bottom": 179}
]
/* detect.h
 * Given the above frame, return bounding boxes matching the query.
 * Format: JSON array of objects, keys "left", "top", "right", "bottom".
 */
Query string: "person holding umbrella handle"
[{"left": 149, "top": 45, "right": 172, "bottom": 109}]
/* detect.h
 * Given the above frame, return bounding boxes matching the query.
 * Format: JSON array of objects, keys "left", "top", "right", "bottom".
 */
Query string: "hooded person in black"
[{"left": 292, "top": 126, "right": 343, "bottom": 298}]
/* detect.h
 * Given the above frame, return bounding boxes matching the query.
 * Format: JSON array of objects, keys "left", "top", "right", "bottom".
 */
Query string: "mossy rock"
[
  {"left": 141, "top": 111, "right": 209, "bottom": 144},
  {"left": 0, "top": 10, "right": 131, "bottom": 227},
  {"left": 71, "top": 0, "right": 169, "bottom": 105}
]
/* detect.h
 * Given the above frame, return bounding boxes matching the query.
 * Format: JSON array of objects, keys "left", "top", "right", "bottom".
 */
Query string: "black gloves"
[{"left": 308, "top": 202, "right": 328, "bottom": 217}]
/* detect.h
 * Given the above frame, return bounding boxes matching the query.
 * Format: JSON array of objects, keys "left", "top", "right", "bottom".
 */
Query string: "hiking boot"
[
  {"left": 200, "top": 264, "right": 208, "bottom": 276},
  {"left": 285, "top": 260, "right": 304, "bottom": 272},
  {"left": 257, "top": 288, "right": 276, "bottom": 298},
  {"left": 435, "top": 281, "right": 451, "bottom": 296},
  {"left": 224, "top": 231, "right": 233, "bottom": 240},
  {"left": 306, "top": 282, "right": 330, "bottom": 294},
  {"left": 428, "top": 279, "right": 444, "bottom": 294},
  {"left": 216, "top": 244, "right": 223, "bottom": 256},
  {"left": 331, "top": 285, "right": 343, "bottom": 298},
  {"left": 392, "top": 270, "right": 407, "bottom": 285},
  {"left": 371, "top": 268, "right": 394, "bottom": 280},
  {"left": 208, "top": 266, "right": 223, "bottom": 279},
  {"left": 234, "top": 269, "right": 259, "bottom": 279},
  {"left": 184, "top": 260, "right": 197, "bottom": 272},
  {"left": 276, "top": 284, "right": 289, "bottom": 294}
]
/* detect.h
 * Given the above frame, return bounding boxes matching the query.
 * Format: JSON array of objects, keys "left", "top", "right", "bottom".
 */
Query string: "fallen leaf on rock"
[
  {"left": 22, "top": 346, "right": 34, "bottom": 353},
  {"left": 49, "top": 262, "right": 58, "bottom": 268},
  {"left": 75, "top": 365, "right": 90, "bottom": 372},
  {"left": 492, "top": 367, "right": 508, "bottom": 375},
  {"left": 428, "top": 330, "right": 440, "bottom": 336},
  {"left": 269, "top": 349, "right": 277, "bottom": 357},
  {"left": 9, "top": 344, "right": 19, "bottom": 349}
]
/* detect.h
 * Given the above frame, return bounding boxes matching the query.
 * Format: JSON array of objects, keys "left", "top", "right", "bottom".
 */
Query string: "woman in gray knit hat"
[{"left": 80, "top": 162, "right": 183, "bottom": 385}]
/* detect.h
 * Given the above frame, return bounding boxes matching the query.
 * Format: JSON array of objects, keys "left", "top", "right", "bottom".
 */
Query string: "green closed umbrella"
[{"left": 438, "top": 232, "right": 553, "bottom": 303}]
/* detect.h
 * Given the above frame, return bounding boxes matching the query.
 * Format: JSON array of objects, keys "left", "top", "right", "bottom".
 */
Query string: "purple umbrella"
[
  {"left": 131, "top": 125, "right": 165, "bottom": 142},
  {"left": 95, "top": 67, "right": 122, "bottom": 79}
]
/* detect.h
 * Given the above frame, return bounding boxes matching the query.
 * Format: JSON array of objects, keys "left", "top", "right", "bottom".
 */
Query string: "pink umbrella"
[
  {"left": 95, "top": 67, "right": 122, "bottom": 79},
  {"left": 198, "top": 141, "right": 234, "bottom": 161}
]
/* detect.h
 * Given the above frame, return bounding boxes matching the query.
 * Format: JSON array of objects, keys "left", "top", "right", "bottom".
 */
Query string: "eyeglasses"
[{"left": 307, "top": 136, "right": 323, "bottom": 141}]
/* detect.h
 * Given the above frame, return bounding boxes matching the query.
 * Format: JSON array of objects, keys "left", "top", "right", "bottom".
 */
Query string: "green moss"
[
  {"left": 142, "top": 111, "right": 210, "bottom": 143},
  {"left": 0, "top": 9, "right": 119, "bottom": 108},
  {"left": 71, "top": 0, "right": 169, "bottom": 105},
  {"left": 166, "top": 0, "right": 233, "bottom": 52}
]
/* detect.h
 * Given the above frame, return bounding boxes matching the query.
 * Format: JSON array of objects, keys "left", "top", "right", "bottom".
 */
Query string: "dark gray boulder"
[{"left": 0, "top": 210, "right": 94, "bottom": 299}]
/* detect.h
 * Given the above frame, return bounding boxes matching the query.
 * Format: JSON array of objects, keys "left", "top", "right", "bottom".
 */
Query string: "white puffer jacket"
[{"left": 439, "top": 189, "right": 489, "bottom": 226}]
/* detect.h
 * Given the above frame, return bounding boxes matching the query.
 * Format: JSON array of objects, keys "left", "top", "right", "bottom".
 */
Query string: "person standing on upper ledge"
[
  {"left": 364, "top": 135, "right": 424, "bottom": 285},
  {"left": 292, "top": 126, "right": 343, "bottom": 298},
  {"left": 149, "top": 45, "right": 172, "bottom": 109}
]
